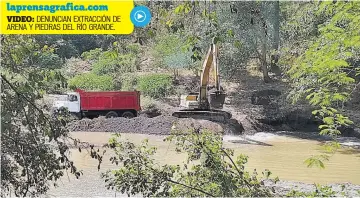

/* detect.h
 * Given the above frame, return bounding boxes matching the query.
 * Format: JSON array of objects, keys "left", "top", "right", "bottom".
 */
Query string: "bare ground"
[
  {"left": 66, "top": 67, "right": 360, "bottom": 138},
  {"left": 67, "top": 115, "right": 241, "bottom": 135}
]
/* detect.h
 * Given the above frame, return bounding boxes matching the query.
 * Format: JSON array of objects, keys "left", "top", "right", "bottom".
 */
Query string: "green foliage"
[
  {"left": 304, "top": 155, "right": 329, "bottom": 169},
  {"left": 163, "top": 51, "right": 193, "bottom": 70},
  {"left": 281, "top": 2, "right": 360, "bottom": 170},
  {"left": 1, "top": 35, "right": 83, "bottom": 197},
  {"left": 119, "top": 73, "right": 138, "bottom": 91},
  {"left": 81, "top": 48, "right": 103, "bottom": 63},
  {"left": 280, "top": 2, "right": 322, "bottom": 55},
  {"left": 35, "top": 35, "right": 120, "bottom": 58},
  {"left": 37, "top": 46, "right": 63, "bottom": 69},
  {"left": 40, "top": 69, "right": 68, "bottom": 94},
  {"left": 153, "top": 34, "right": 181, "bottom": 58},
  {"left": 73, "top": 42, "right": 141, "bottom": 91},
  {"left": 68, "top": 72, "right": 114, "bottom": 91},
  {"left": 287, "top": 1, "right": 359, "bottom": 137},
  {"left": 152, "top": 1, "right": 272, "bottom": 79},
  {"left": 304, "top": 140, "right": 341, "bottom": 169},
  {"left": 174, "top": 2, "right": 192, "bottom": 15},
  {"left": 89, "top": 43, "right": 139, "bottom": 76},
  {"left": 322, "top": 141, "right": 341, "bottom": 154},
  {"left": 140, "top": 95, "right": 156, "bottom": 111},
  {"left": 101, "top": 128, "right": 272, "bottom": 197},
  {"left": 312, "top": 107, "right": 353, "bottom": 137},
  {"left": 137, "top": 74, "right": 174, "bottom": 98},
  {"left": 62, "top": 57, "right": 91, "bottom": 79},
  {"left": 92, "top": 52, "right": 137, "bottom": 76},
  {"left": 153, "top": 34, "right": 192, "bottom": 70}
]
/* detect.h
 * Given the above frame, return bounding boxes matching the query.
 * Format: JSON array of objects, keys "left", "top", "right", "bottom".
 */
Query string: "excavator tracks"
[{"left": 172, "top": 109, "right": 232, "bottom": 123}]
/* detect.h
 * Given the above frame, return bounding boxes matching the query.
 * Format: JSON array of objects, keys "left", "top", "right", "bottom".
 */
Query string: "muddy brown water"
[{"left": 47, "top": 132, "right": 360, "bottom": 197}]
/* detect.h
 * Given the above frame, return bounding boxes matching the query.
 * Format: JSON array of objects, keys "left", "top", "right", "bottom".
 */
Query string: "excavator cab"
[{"left": 173, "top": 39, "right": 231, "bottom": 122}]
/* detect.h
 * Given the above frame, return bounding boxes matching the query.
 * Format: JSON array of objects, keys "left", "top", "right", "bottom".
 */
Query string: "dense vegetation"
[
  {"left": 1, "top": 1, "right": 359, "bottom": 197},
  {"left": 101, "top": 129, "right": 273, "bottom": 197}
]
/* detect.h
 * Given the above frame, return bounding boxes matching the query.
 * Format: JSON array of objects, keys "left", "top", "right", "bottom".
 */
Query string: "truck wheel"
[
  {"left": 122, "top": 111, "right": 135, "bottom": 118},
  {"left": 105, "top": 111, "right": 118, "bottom": 118}
]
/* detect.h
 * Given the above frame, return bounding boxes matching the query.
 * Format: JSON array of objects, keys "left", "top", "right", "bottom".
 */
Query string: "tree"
[
  {"left": 171, "top": 1, "right": 276, "bottom": 82},
  {"left": 1, "top": 35, "right": 85, "bottom": 196},
  {"left": 283, "top": 1, "right": 360, "bottom": 168},
  {"left": 137, "top": 74, "right": 174, "bottom": 98},
  {"left": 34, "top": 35, "right": 121, "bottom": 59},
  {"left": 71, "top": 42, "right": 141, "bottom": 91},
  {"left": 152, "top": 34, "right": 192, "bottom": 77},
  {"left": 287, "top": 1, "right": 359, "bottom": 137},
  {"left": 101, "top": 128, "right": 273, "bottom": 197},
  {"left": 270, "top": 1, "right": 281, "bottom": 75},
  {"left": 68, "top": 73, "right": 114, "bottom": 91}
]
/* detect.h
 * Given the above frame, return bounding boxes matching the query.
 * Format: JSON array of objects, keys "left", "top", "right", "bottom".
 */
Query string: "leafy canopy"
[
  {"left": 1, "top": 35, "right": 83, "bottom": 197},
  {"left": 101, "top": 128, "right": 273, "bottom": 197},
  {"left": 288, "top": 1, "right": 359, "bottom": 137},
  {"left": 137, "top": 74, "right": 174, "bottom": 98},
  {"left": 68, "top": 72, "right": 114, "bottom": 91}
]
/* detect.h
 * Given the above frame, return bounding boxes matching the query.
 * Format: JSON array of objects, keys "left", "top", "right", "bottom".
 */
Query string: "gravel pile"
[
  {"left": 68, "top": 115, "right": 177, "bottom": 135},
  {"left": 67, "top": 115, "right": 242, "bottom": 135}
]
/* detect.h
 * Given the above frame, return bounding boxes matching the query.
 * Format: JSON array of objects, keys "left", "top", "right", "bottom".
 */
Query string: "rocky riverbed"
[{"left": 263, "top": 179, "right": 360, "bottom": 197}]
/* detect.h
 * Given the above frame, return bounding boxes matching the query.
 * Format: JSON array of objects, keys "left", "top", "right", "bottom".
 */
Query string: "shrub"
[
  {"left": 137, "top": 74, "right": 174, "bottom": 98},
  {"left": 153, "top": 35, "right": 191, "bottom": 70},
  {"left": 140, "top": 95, "right": 156, "bottom": 110},
  {"left": 81, "top": 48, "right": 103, "bottom": 63},
  {"left": 92, "top": 53, "right": 137, "bottom": 76},
  {"left": 68, "top": 72, "right": 114, "bottom": 91},
  {"left": 119, "top": 73, "right": 138, "bottom": 91},
  {"left": 62, "top": 57, "right": 91, "bottom": 78},
  {"left": 33, "top": 46, "right": 63, "bottom": 69},
  {"left": 84, "top": 43, "right": 140, "bottom": 77}
]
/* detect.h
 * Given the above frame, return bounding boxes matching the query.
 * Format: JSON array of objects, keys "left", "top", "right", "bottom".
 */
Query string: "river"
[{"left": 46, "top": 132, "right": 360, "bottom": 197}]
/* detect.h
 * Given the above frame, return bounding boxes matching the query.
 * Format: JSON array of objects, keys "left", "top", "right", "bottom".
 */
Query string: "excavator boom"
[{"left": 172, "top": 39, "right": 231, "bottom": 122}]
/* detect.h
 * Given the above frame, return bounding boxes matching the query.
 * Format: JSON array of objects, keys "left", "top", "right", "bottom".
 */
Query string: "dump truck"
[
  {"left": 52, "top": 89, "right": 141, "bottom": 119},
  {"left": 172, "top": 38, "right": 231, "bottom": 122}
]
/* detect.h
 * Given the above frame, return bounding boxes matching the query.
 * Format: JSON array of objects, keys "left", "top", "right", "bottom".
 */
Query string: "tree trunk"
[
  {"left": 260, "top": 17, "right": 271, "bottom": 83},
  {"left": 261, "top": 32, "right": 271, "bottom": 83},
  {"left": 272, "top": 1, "right": 280, "bottom": 50},
  {"left": 271, "top": 1, "right": 281, "bottom": 75}
]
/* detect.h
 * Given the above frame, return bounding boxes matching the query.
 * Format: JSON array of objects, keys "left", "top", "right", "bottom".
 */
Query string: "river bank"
[
  {"left": 48, "top": 131, "right": 360, "bottom": 197},
  {"left": 67, "top": 115, "right": 360, "bottom": 150}
]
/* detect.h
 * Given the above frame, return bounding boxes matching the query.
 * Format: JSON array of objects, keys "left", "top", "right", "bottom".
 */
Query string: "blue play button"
[{"left": 130, "top": 6, "right": 151, "bottom": 27}]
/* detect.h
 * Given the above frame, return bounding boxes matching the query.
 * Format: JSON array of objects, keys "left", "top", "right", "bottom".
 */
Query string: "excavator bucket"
[{"left": 209, "top": 91, "right": 226, "bottom": 109}]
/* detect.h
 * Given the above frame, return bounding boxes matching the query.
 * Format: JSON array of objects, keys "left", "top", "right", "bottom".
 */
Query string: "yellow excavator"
[{"left": 172, "top": 38, "right": 232, "bottom": 122}]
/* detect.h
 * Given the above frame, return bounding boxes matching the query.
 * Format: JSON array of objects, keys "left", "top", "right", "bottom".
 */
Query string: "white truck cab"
[{"left": 52, "top": 92, "right": 80, "bottom": 113}]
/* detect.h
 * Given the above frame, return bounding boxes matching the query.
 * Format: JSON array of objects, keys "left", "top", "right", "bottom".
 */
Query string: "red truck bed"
[{"left": 76, "top": 89, "right": 141, "bottom": 111}]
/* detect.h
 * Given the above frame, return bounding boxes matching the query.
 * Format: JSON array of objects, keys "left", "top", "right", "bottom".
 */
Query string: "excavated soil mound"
[
  {"left": 68, "top": 115, "right": 176, "bottom": 135},
  {"left": 67, "top": 115, "right": 243, "bottom": 135}
]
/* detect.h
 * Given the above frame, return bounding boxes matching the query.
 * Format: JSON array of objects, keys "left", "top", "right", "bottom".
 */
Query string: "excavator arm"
[
  {"left": 199, "top": 39, "right": 225, "bottom": 110},
  {"left": 172, "top": 39, "right": 231, "bottom": 122},
  {"left": 199, "top": 43, "right": 214, "bottom": 109}
]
